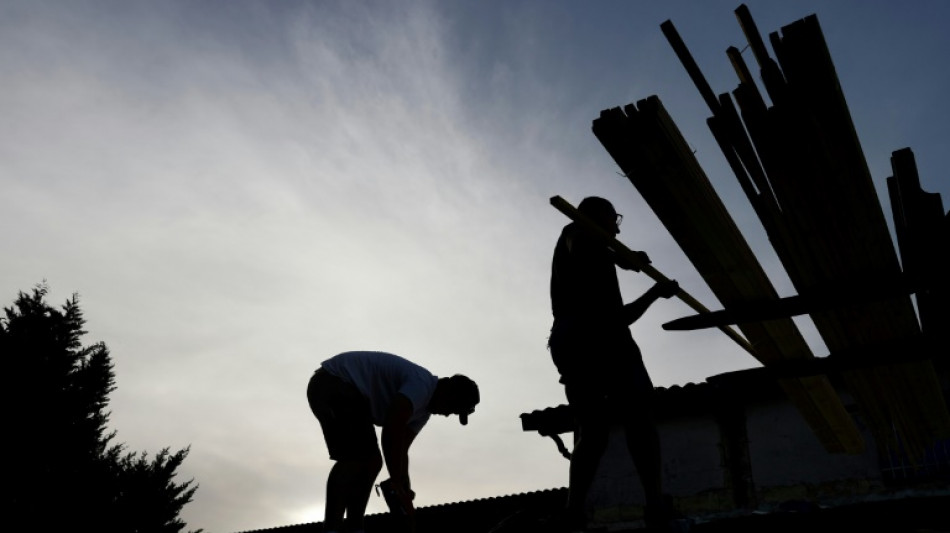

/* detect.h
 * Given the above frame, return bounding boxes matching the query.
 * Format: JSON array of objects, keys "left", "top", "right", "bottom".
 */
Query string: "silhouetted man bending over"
[
  {"left": 307, "top": 351, "right": 479, "bottom": 533},
  {"left": 548, "top": 196, "right": 678, "bottom": 531}
]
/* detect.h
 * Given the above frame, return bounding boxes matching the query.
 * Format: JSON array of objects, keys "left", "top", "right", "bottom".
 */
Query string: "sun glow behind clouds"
[
  {"left": 288, "top": 505, "right": 325, "bottom": 528},
  {"left": 3, "top": 2, "right": 568, "bottom": 531}
]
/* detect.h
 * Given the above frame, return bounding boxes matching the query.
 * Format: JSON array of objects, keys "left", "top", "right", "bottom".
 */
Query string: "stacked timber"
[
  {"left": 592, "top": 96, "right": 864, "bottom": 454},
  {"left": 648, "top": 5, "right": 950, "bottom": 459}
]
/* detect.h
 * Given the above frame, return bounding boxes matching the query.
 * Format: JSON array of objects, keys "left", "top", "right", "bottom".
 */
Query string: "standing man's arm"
[
  {"left": 621, "top": 280, "right": 680, "bottom": 326},
  {"left": 381, "top": 394, "right": 416, "bottom": 513}
]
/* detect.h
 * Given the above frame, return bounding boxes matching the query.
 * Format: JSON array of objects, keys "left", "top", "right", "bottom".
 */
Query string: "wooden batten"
[{"left": 887, "top": 148, "right": 949, "bottom": 338}]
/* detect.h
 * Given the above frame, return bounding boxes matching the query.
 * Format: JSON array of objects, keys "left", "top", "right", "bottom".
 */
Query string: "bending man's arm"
[{"left": 381, "top": 394, "right": 417, "bottom": 512}]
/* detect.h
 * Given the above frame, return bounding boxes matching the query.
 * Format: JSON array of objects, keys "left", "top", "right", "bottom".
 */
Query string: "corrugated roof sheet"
[{"left": 235, "top": 488, "right": 568, "bottom": 533}]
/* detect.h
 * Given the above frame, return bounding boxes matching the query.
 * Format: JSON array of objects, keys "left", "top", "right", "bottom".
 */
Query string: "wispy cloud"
[{"left": 3, "top": 1, "right": 948, "bottom": 532}]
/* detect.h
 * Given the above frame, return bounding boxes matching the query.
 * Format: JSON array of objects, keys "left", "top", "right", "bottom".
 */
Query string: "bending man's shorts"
[{"left": 307, "top": 368, "right": 379, "bottom": 461}]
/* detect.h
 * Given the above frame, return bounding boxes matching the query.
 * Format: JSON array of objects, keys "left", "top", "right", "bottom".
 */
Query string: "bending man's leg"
[
  {"left": 344, "top": 450, "right": 383, "bottom": 529},
  {"left": 325, "top": 450, "right": 382, "bottom": 531},
  {"left": 308, "top": 369, "right": 380, "bottom": 532},
  {"left": 324, "top": 460, "right": 351, "bottom": 531}
]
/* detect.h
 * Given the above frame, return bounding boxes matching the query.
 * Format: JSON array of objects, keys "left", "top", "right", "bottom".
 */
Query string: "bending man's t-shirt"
[{"left": 321, "top": 350, "right": 438, "bottom": 434}]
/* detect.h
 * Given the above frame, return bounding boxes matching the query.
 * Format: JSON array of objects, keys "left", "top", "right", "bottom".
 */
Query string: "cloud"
[{"left": 5, "top": 1, "right": 947, "bottom": 532}]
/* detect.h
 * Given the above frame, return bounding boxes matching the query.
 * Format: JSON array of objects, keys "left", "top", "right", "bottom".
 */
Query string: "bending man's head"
[{"left": 431, "top": 374, "right": 480, "bottom": 425}]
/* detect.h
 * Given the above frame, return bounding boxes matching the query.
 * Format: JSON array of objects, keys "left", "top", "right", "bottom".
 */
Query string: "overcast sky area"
[{"left": 2, "top": 1, "right": 948, "bottom": 532}]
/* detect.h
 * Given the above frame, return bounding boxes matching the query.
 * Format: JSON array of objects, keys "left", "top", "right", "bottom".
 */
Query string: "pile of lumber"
[
  {"left": 592, "top": 4, "right": 950, "bottom": 457},
  {"left": 593, "top": 95, "right": 863, "bottom": 454}
]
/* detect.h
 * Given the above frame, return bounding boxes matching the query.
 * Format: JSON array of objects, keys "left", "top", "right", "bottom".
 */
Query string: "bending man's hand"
[{"left": 392, "top": 480, "right": 416, "bottom": 516}]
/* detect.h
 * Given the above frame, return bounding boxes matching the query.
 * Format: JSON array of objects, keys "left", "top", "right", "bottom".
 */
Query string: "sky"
[{"left": 2, "top": 1, "right": 948, "bottom": 532}]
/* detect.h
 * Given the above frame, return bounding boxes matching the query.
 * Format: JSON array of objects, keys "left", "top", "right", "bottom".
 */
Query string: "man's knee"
[
  {"left": 332, "top": 449, "right": 383, "bottom": 479},
  {"left": 366, "top": 448, "right": 383, "bottom": 475},
  {"left": 344, "top": 446, "right": 383, "bottom": 471}
]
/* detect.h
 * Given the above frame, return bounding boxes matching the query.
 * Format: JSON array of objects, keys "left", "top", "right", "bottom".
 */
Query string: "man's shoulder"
[
  {"left": 324, "top": 351, "right": 435, "bottom": 387},
  {"left": 556, "top": 223, "right": 609, "bottom": 258},
  {"left": 555, "top": 223, "right": 582, "bottom": 249}
]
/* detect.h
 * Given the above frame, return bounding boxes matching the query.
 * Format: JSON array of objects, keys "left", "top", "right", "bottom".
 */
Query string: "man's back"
[
  {"left": 551, "top": 222, "right": 625, "bottom": 325},
  {"left": 321, "top": 351, "right": 438, "bottom": 433}
]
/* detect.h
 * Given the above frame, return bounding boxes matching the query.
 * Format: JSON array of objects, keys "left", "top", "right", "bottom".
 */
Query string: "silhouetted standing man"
[
  {"left": 307, "top": 351, "right": 479, "bottom": 533},
  {"left": 548, "top": 196, "right": 678, "bottom": 531}
]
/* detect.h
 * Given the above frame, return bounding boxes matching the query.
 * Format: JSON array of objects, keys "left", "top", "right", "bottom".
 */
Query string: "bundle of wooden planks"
[
  {"left": 593, "top": 94, "right": 864, "bottom": 454},
  {"left": 598, "top": 4, "right": 950, "bottom": 459}
]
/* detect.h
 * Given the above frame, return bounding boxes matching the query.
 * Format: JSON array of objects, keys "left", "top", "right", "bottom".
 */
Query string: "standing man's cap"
[{"left": 449, "top": 374, "right": 479, "bottom": 425}]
